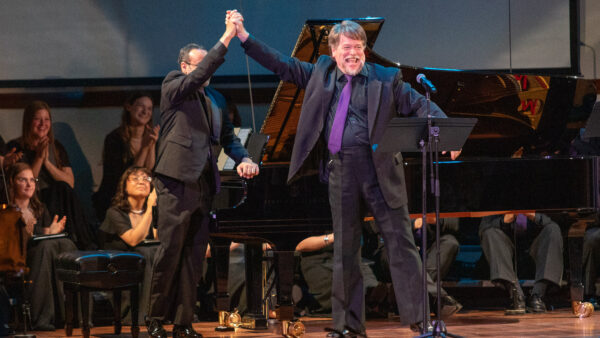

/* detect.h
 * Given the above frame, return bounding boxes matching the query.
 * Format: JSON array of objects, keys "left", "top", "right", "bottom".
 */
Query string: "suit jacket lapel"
[
  {"left": 321, "top": 68, "right": 337, "bottom": 123},
  {"left": 368, "top": 69, "right": 382, "bottom": 140},
  {"left": 205, "top": 94, "right": 221, "bottom": 140}
]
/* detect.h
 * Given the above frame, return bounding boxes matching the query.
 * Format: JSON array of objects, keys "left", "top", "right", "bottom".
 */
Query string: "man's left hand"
[
  {"left": 442, "top": 150, "right": 462, "bottom": 160},
  {"left": 237, "top": 158, "right": 259, "bottom": 179}
]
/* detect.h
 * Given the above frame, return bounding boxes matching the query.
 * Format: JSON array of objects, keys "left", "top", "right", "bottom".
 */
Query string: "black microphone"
[{"left": 416, "top": 74, "right": 437, "bottom": 94}]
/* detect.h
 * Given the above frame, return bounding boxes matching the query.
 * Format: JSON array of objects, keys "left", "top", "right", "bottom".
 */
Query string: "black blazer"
[
  {"left": 242, "top": 35, "right": 446, "bottom": 209},
  {"left": 155, "top": 42, "right": 248, "bottom": 183}
]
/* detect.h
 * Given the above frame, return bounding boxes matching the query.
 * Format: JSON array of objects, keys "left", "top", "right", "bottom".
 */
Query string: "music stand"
[{"left": 379, "top": 116, "right": 475, "bottom": 338}]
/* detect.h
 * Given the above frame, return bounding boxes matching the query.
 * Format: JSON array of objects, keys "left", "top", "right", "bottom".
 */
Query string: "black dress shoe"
[
  {"left": 325, "top": 327, "right": 367, "bottom": 338},
  {"left": 441, "top": 295, "right": 463, "bottom": 318},
  {"left": 173, "top": 324, "right": 202, "bottom": 337},
  {"left": 410, "top": 321, "right": 433, "bottom": 333},
  {"left": 325, "top": 327, "right": 344, "bottom": 337},
  {"left": 146, "top": 319, "right": 167, "bottom": 338},
  {"left": 527, "top": 294, "right": 546, "bottom": 313},
  {"left": 342, "top": 326, "right": 367, "bottom": 338},
  {"left": 505, "top": 282, "right": 526, "bottom": 315}
]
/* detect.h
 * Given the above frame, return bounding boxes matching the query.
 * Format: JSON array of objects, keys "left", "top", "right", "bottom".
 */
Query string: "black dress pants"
[
  {"left": 328, "top": 147, "right": 423, "bottom": 331},
  {"left": 480, "top": 218, "right": 563, "bottom": 285},
  {"left": 147, "top": 172, "right": 212, "bottom": 325}
]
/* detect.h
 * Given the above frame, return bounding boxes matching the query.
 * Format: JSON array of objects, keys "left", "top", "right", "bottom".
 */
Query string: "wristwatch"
[{"left": 323, "top": 234, "right": 330, "bottom": 245}]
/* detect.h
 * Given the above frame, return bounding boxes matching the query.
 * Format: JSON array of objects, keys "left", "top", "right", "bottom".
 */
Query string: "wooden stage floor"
[{"left": 25, "top": 307, "right": 599, "bottom": 337}]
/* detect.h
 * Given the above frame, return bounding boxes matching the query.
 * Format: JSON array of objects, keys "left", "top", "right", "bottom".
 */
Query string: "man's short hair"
[
  {"left": 178, "top": 43, "right": 205, "bottom": 64},
  {"left": 328, "top": 20, "right": 367, "bottom": 50}
]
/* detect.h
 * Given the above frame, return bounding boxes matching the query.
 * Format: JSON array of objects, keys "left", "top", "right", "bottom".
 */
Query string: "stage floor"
[{"left": 24, "top": 308, "right": 599, "bottom": 337}]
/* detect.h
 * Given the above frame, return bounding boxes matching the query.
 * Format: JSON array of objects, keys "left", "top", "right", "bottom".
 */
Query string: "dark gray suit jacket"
[
  {"left": 155, "top": 42, "right": 248, "bottom": 184},
  {"left": 242, "top": 36, "right": 445, "bottom": 209}
]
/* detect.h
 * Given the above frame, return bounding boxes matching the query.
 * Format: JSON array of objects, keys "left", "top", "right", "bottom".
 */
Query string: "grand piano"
[{"left": 210, "top": 17, "right": 599, "bottom": 335}]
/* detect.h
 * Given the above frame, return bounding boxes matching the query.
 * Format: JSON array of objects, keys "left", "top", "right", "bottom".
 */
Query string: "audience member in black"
[
  {"left": 99, "top": 166, "right": 158, "bottom": 323},
  {"left": 93, "top": 93, "right": 159, "bottom": 222},
  {"left": 8, "top": 162, "right": 77, "bottom": 331},
  {"left": 479, "top": 213, "right": 563, "bottom": 314},
  {"left": 295, "top": 233, "right": 385, "bottom": 317},
  {"left": 7, "top": 100, "right": 96, "bottom": 249},
  {"left": 412, "top": 217, "right": 462, "bottom": 318}
]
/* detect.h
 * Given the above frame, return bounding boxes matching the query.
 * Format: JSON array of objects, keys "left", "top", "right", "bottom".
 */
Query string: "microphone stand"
[{"left": 415, "top": 89, "right": 462, "bottom": 338}]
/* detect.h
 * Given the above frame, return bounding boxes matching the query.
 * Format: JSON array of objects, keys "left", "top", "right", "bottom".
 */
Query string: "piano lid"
[{"left": 259, "top": 18, "right": 598, "bottom": 163}]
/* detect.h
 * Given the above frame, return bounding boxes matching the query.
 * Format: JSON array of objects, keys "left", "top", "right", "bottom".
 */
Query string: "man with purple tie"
[{"left": 228, "top": 10, "right": 457, "bottom": 336}]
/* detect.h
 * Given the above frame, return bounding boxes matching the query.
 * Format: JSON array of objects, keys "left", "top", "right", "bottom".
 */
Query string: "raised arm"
[
  {"left": 161, "top": 15, "right": 237, "bottom": 106},
  {"left": 228, "top": 10, "right": 315, "bottom": 88}
]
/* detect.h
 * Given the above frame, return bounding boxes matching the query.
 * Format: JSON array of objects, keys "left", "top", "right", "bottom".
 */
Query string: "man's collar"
[{"left": 335, "top": 64, "right": 368, "bottom": 82}]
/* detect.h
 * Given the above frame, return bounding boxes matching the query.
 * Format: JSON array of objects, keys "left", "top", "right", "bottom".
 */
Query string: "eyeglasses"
[
  {"left": 129, "top": 175, "right": 152, "bottom": 183},
  {"left": 184, "top": 61, "right": 200, "bottom": 68},
  {"left": 16, "top": 177, "right": 38, "bottom": 184}
]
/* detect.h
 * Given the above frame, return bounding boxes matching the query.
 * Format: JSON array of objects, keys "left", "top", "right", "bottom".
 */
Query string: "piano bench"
[{"left": 55, "top": 250, "right": 145, "bottom": 338}]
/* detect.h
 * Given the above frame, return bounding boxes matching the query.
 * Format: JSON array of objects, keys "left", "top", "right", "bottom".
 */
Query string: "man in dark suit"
[
  {"left": 146, "top": 16, "right": 259, "bottom": 338},
  {"left": 228, "top": 10, "right": 458, "bottom": 336}
]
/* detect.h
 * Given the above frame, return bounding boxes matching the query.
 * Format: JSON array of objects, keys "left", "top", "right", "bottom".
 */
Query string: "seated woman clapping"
[
  {"left": 6, "top": 100, "right": 96, "bottom": 249},
  {"left": 99, "top": 166, "right": 158, "bottom": 324},
  {"left": 93, "top": 92, "right": 159, "bottom": 222},
  {"left": 8, "top": 162, "right": 77, "bottom": 331}
]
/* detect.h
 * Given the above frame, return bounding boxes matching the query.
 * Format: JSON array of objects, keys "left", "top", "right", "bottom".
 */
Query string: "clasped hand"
[
  {"left": 225, "top": 9, "right": 248, "bottom": 41},
  {"left": 237, "top": 158, "right": 259, "bottom": 179}
]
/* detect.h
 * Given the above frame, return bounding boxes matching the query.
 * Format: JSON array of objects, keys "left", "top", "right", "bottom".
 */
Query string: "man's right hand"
[
  {"left": 503, "top": 213, "right": 516, "bottom": 224},
  {"left": 219, "top": 10, "right": 238, "bottom": 47},
  {"left": 227, "top": 9, "right": 249, "bottom": 42}
]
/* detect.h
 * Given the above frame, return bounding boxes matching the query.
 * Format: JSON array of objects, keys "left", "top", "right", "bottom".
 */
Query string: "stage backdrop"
[{"left": 0, "top": 0, "right": 589, "bottom": 81}]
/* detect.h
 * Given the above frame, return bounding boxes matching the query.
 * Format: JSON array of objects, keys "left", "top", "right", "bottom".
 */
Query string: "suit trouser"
[
  {"left": 426, "top": 234, "right": 459, "bottom": 297},
  {"left": 300, "top": 250, "right": 379, "bottom": 314},
  {"left": 480, "top": 223, "right": 563, "bottom": 285},
  {"left": 148, "top": 173, "right": 212, "bottom": 325},
  {"left": 328, "top": 147, "right": 423, "bottom": 331},
  {"left": 583, "top": 227, "right": 600, "bottom": 296}
]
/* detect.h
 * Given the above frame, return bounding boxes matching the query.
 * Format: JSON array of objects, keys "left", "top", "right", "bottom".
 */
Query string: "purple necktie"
[
  {"left": 515, "top": 214, "right": 528, "bottom": 234},
  {"left": 328, "top": 75, "right": 353, "bottom": 154}
]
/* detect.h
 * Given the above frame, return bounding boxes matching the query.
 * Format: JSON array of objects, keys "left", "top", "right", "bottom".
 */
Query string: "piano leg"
[
  {"left": 212, "top": 237, "right": 239, "bottom": 331},
  {"left": 567, "top": 217, "right": 594, "bottom": 318},
  {"left": 241, "top": 242, "right": 268, "bottom": 329}
]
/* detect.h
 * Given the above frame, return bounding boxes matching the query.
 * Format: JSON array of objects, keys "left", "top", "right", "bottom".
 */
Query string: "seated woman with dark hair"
[
  {"left": 8, "top": 162, "right": 77, "bottom": 331},
  {"left": 99, "top": 166, "right": 158, "bottom": 324},
  {"left": 6, "top": 100, "right": 96, "bottom": 249},
  {"left": 93, "top": 92, "right": 159, "bottom": 222}
]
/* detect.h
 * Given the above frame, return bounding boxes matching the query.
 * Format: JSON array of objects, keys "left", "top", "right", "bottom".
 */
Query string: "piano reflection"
[{"left": 210, "top": 17, "right": 598, "bottom": 335}]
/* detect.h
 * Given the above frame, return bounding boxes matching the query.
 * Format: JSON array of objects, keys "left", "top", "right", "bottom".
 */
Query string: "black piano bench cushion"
[{"left": 55, "top": 250, "right": 145, "bottom": 289}]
